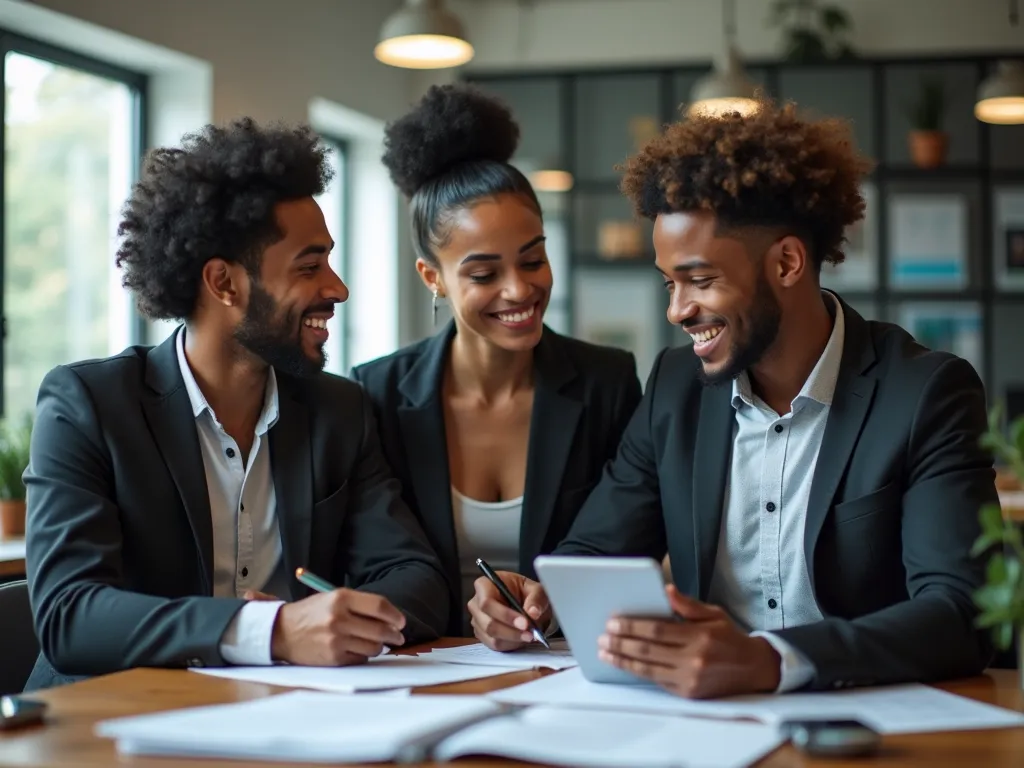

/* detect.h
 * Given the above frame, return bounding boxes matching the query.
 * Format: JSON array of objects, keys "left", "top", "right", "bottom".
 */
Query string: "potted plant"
[
  {"left": 907, "top": 78, "right": 948, "bottom": 169},
  {"left": 0, "top": 415, "right": 32, "bottom": 538},
  {"left": 972, "top": 404, "right": 1024, "bottom": 684},
  {"left": 768, "top": 0, "right": 856, "bottom": 63}
]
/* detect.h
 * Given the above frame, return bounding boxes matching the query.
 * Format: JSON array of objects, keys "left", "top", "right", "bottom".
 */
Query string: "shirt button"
[
  {"left": 774, "top": 424, "right": 783, "bottom": 433},
  {"left": 766, "top": 501, "right": 776, "bottom": 512},
  {"left": 768, "top": 598, "right": 777, "bottom": 609},
  {"left": 241, "top": 567, "right": 248, "bottom": 578},
  {"left": 226, "top": 447, "right": 236, "bottom": 458}
]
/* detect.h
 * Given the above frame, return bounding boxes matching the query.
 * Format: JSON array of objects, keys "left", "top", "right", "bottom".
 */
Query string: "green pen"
[{"left": 295, "top": 567, "right": 336, "bottom": 593}]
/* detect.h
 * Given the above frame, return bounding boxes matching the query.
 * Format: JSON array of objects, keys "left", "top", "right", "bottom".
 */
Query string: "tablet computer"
[{"left": 533, "top": 555, "right": 673, "bottom": 685}]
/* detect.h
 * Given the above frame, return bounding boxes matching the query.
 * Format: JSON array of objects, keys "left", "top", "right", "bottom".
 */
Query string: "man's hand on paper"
[
  {"left": 597, "top": 584, "right": 781, "bottom": 699},
  {"left": 270, "top": 589, "right": 406, "bottom": 666},
  {"left": 467, "top": 571, "right": 552, "bottom": 652}
]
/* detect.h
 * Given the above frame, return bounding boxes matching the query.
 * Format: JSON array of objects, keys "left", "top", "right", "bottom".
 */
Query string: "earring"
[{"left": 432, "top": 289, "right": 439, "bottom": 327}]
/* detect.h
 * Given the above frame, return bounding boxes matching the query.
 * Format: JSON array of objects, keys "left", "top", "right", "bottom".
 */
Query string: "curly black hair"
[
  {"left": 381, "top": 84, "right": 540, "bottom": 266},
  {"left": 115, "top": 117, "right": 334, "bottom": 320},
  {"left": 619, "top": 97, "right": 874, "bottom": 267}
]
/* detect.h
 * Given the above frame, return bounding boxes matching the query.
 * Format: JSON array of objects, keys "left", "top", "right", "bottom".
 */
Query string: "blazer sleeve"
[
  {"left": 554, "top": 350, "right": 668, "bottom": 561},
  {"left": 25, "top": 366, "right": 246, "bottom": 676},
  {"left": 335, "top": 384, "right": 449, "bottom": 644},
  {"left": 773, "top": 356, "right": 995, "bottom": 689}
]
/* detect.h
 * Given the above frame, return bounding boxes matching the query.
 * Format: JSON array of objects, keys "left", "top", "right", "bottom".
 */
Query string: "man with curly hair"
[
  {"left": 22, "top": 118, "right": 448, "bottom": 690},
  {"left": 471, "top": 99, "right": 997, "bottom": 698}
]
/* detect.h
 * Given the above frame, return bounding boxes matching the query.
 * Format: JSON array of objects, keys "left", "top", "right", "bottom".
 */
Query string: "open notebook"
[{"left": 96, "top": 690, "right": 784, "bottom": 767}]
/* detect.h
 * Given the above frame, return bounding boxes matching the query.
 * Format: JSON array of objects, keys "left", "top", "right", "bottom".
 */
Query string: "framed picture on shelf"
[
  {"left": 888, "top": 193, "right": 969, "bottom": 289},
  {"left": 993, "top": 187, "right": 1024, "bottom": 291},
  {"left": 573, "top": 268, "right": 663, "bottom": 386},
  {"left": 821, "top": 181, "right": 877, "bottom": 291},
  {"left": 898, "top": 303, "right": 982, "bottom": 376}
]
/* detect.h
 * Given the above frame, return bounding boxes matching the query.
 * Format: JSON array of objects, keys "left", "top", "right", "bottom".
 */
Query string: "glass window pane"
[
  {"left": 316, "top": 139, "right": 347, "bottom": 375},
  {"left": 892, "top": 301, "right": 983, "bottom": 380},
  {"left": 574, "top": 74, "right": 661, "bottom": 182},
  {"left": 4, "top": 51, "right": 136, "bottom": 419}
]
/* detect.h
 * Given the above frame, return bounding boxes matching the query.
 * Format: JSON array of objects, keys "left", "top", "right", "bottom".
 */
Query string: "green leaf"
[
  {"left": 988, "top": 553, "right": 1009, "bottom": 585},
  {"left": 971, "top": 533, "right": 1000, "bottom": 558},
  {"left": 974, "top": 582, "right": 1013, "bottom": 613},
  {"left": 996, "top": 620, "right": 1014, "bottom": 651},
  {"left": 1013, "top": 416, "right": 1024, "bottom": 458},
  {"left": 819, "top": 6, "right": 850, "bottom": 32},
  {"left": 980, "top": 503, "right": 1006, "bottom": 539}
]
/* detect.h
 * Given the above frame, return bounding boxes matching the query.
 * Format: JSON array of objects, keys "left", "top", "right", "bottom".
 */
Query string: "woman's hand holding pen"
[
  {"left": 270, "top": 588, "right": 407, "bottom": 666},
  {"left": 468, "top": 571, "right": 551, "bottom": 652}
]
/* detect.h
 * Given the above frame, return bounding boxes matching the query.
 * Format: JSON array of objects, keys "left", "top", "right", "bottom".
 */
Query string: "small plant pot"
[
  {"left": 0, "top": 498, "right": 26, "bottom": 537},
  {"left": 908, "top": 130, "right": 948, "bottom": 169}
]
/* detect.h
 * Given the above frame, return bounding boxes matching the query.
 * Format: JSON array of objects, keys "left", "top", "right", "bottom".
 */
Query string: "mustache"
[{"left": 302, "top": 302, "right": 336, "bottom": 317}]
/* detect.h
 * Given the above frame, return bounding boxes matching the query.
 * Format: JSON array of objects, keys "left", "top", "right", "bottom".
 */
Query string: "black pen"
[{"left": 475, "top": 558, "right": 551, "bottom": 649}]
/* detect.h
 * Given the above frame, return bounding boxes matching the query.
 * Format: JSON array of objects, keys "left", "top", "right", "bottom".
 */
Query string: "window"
[
  {"left": 2, "top": 35, "right": 145, "bottom": 418},
  {"left": 315, "top": 136, "right": 349, "bottom": 376}
]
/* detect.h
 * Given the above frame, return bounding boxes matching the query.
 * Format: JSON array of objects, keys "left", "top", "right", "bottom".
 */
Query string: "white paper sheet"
[
  {"left": 489, "top": 668, "right": 1024, "bottom": 735},
  {"left": 96, "top": 691, "right": 501, "bottom": 763},
  {"left": 416, "top": 640, "right": 578, "bottom": 670},
  {"left": 190, "top": 654, "right": 505, "bottom": 692},
  {"left": 436, "top": 705, "right": 784, "bottom": 768}
]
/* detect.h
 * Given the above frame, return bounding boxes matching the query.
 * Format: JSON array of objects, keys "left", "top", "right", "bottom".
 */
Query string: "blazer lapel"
[
  {"left": 140, "top": 327, "right": 215, "bottom": 594},
  {"left": 270, "top": 378, "right": 313, "bottom": 600},
  {"left": 397, "top": 323, "right": 459, "bottom": 593},
  {"left": 692, "top": 384, "right": 734, "bottom": 600},
  {"left": 520, "top": 334, "right": 582, "bottom": 569},
  {"left": 803, "top": 299, "right": 877, "bottom": 593}
]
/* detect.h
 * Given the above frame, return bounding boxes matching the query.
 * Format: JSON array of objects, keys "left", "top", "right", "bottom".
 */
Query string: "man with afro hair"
[
  {"left": 22, "top": 118, "right": 448, "bottom": 690},
  {"left": 472, "top": 99, "right": 997, "bottom": 699}
]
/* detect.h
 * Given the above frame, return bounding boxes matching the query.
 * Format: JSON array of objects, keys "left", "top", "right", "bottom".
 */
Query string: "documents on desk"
[
  {"left": 190, "top": 655, "right": 506, "bottom": 692},
  {"left": 96, "top": 690, "right": 784, "bottom": 768},
  {"left": 415, "top": 640, "right": 579, "bottom": 670},
  {"left": 488, "top": 668, "right": 1024, "bottom": 735}
]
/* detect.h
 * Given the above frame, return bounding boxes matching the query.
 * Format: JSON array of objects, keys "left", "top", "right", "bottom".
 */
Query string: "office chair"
[{"left": 0, "top": 580, "right": 39, "bottom": 694}]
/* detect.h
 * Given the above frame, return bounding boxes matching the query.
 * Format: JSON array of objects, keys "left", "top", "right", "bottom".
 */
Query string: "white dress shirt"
[
  {"left": 176, "top": 330, "right": 288, "bottom": 665},
  {"left": 706, "top": 292, "right": 844, "bottom": 691}
]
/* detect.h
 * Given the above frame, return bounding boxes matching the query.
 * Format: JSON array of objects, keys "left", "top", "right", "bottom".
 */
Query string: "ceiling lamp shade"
[
  {"left": 688, "top": 47, "right": 759, "bottom": 118},
  {"left": 975, "top": 61, "right": 1024, "bottom": 124},
  {"left": 688, "top": 0, "right": 758, "bottom": 118},
  {"left": 374, "top": 0, "right": 474, "bottom": 70}
]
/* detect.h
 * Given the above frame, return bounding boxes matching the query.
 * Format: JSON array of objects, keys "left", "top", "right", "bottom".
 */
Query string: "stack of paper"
[
  {"left": 191, "top": 654, "right": 506, "bottom": 692},
  {"left": 96, "top": 690, "right": 785, "bottom": 767},
  {"left": 416, "top": 641, "right": 578, "bottom": 670},
  {"left": 489, "top": 668, "right": 1024, "bottom": 735}
]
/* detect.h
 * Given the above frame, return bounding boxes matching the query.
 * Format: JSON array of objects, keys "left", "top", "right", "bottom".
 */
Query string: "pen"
[
  {"left": 295, "top": 567, "right": 336, "bottom": 594},
  {"left": 475, "top": 558, "right": 551, "bottom": 649}
]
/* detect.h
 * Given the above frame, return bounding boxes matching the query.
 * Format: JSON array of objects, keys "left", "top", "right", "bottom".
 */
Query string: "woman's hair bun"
[{"left": 382, "top": 84, "right": 520, "bottom": 197}]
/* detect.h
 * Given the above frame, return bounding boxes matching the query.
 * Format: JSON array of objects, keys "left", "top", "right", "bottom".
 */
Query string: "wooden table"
[
  {"left": 0, "top": 536, "right": 25, "bottom": 578},
  {"left": 1, "top": 640, "right": 1022, "bottom": 768}
]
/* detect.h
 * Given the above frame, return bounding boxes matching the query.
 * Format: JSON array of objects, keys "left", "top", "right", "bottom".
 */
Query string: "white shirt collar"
[
  {"left": 175, "top": 327, "right": 280, "bottom": 435},
  {"left": 732, "top": 291, "right": 845, "bottom": 411}
]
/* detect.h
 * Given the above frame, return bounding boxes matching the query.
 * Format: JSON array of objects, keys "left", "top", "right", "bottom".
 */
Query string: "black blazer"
[
  {"left": 351, "top": 321, "right": 642, "bottom": 635},
  {"left": 23, "top": 328, "right": 448, "bottom": 690},
  {"left": 555, "top": 296, "right": 997, "bottom": 690}
]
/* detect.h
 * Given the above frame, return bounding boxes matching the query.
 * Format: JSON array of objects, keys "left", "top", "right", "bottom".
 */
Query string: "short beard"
[
  {"left": 234, "top": 281, "right": 325, "bottom": 379},
  {"left": 697, "top": 272, "right": 781, "bottom": 387}
]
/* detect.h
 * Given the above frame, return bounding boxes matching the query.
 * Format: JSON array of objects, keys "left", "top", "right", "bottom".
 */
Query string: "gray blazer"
[
  {"left": 23, "top": 328, "right": 448, "bottom": 690},
  {"left": 555, "top": 296, "right": 997, "bottom": 690}
]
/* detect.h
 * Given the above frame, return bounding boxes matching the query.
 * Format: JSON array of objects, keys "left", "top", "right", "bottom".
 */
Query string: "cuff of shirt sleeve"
[
  {"left": 751, "top": 630, "right": 816, "bottom": 693},
  {"left": 219, "top": 600, "right": 285, "bottom": 666}
]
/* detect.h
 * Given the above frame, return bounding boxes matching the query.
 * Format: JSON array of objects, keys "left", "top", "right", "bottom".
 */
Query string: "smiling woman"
[{"left": 349, "top": 84, "right": 644, "bottom": 638}]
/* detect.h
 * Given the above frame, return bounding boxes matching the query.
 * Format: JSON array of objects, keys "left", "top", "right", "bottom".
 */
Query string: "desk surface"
[
  {"left": 1, "top": 640, "right": 1022, "bottom": 768},
  {"left": 0, "top": 536, "right": 25, "bottom": 577}
]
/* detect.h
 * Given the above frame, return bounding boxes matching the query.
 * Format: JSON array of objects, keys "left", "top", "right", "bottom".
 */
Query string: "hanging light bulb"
[
  {"left": 976, "top": 1, "right": 1024, "bottom": 124},
  {"left": 976, "top": 61, "right": 1024, "bottom": 125},
  {"left": 374, "top": 0, "right": 474, "bottom": 70},
  {"left": 689, "top": 0, "right": 758, "bottom": 118}
]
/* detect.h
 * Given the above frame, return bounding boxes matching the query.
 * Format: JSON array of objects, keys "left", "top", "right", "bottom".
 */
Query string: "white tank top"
[{"left": 451, "top": 486, "right": 523, "bottom": 636}]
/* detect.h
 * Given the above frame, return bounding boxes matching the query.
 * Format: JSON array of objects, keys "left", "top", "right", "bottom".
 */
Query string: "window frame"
[
  {"left": 0, "top": 30, "right": 148, "bottom": 416},
  {"left": 318, "top": 134, "right": 351, "bottom": 375}
]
